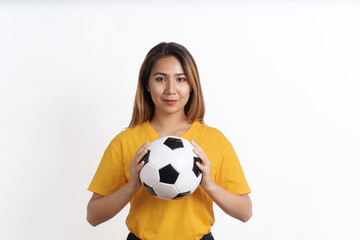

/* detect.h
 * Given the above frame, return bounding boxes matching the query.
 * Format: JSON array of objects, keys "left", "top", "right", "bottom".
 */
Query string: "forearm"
[
  {"left": 87, "top": 183, "right": 138, "bottom": 226},
  {"left": 205, "top": 182, "right": 252, "bottom": 222}
]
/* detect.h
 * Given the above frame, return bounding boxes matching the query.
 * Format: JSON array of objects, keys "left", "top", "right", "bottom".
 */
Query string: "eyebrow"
[{"left": 152, "top": 72, "right": 186, "bottom": 76}]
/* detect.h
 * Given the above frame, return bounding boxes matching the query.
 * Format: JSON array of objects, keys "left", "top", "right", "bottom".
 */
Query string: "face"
[{"left": 147, "top": 56, "right": 192, "bottom": 118}]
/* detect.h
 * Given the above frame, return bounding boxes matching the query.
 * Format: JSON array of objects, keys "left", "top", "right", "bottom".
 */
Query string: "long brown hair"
[{"left": 128, "top": 42, "right": 205, "bottom": 128}]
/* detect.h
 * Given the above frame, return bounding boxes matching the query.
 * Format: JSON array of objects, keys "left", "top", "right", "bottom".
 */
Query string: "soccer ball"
[{"left": 139, "top": 136, "right": 202, "bottom": 200}]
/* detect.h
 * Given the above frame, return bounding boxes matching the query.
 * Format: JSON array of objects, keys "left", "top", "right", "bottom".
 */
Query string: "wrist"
[
  {"left": 202, "top": 179, "right": 217, "bottom": 194},
  {"left": 126, "top": 180, "right": 141, "bottom": 196}
]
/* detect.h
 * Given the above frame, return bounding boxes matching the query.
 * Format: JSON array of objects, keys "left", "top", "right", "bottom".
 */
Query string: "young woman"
[{"left": 87, "top": 42, "right": 252, "bottom": 240}]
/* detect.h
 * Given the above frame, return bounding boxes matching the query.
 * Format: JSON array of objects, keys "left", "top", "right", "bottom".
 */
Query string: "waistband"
[{"left": 127, "top": 232, "right": 214, "bottom": 240}]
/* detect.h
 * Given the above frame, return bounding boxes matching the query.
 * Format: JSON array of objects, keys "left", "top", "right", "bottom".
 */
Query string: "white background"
[{"left": 1, "top": 1, "right": 360, "bottom": 239}]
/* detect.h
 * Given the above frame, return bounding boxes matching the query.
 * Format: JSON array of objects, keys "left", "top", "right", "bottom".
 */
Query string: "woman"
[{"left": 87, "top": 42, "right": 252, "bottom": 240}]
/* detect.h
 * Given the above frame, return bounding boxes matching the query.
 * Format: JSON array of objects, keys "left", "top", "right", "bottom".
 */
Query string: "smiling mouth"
[{"left": 163, "top": 100, "right": 178, "bottom": 105}]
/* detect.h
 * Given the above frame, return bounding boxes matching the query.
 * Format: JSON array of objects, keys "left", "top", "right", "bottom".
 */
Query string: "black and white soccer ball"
[{"left": 139, "top": 136, "right": 202, "bottom": 200}]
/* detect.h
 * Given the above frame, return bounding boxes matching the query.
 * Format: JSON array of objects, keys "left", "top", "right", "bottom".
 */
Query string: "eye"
[
  {"left": 177, "top": 77, "right": 186, "bottom": 82},
  {"left": 156, "top": 77, "right": 166, "bottom": 82}
]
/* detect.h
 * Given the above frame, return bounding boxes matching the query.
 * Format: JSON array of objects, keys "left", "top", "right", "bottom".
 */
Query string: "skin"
[
  {"left": 192, "top": 141, "right": 252, "bottom": 222},
  {"left": 147, "top": 56, "right": 193, "bottom": 136},
  {"left": 87, "top": 56, "right": 252, "bottom": 227}
]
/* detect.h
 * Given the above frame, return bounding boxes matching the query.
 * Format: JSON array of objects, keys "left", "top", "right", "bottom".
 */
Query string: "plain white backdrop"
[{"left": 1, "top": 1, "right": 360, "bottom": 239}]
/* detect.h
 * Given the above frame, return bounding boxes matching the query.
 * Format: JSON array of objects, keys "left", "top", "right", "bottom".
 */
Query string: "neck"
[{"left": 150, "top": 111, "right": 192, "bottom": 137}]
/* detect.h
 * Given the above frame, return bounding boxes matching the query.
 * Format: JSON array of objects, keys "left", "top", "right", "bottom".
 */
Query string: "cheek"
[
  {"left": 149, "top": 90, "right": 159, "bottom": 102},
  {"left": 180, "top": 85, "right": 191, "bottom": 97},
  {"left": 148, "top": 83, "right": 163, "bottom": 97},
  {"left": 153, "top": 88, "right": 164, "bottom": 97}
]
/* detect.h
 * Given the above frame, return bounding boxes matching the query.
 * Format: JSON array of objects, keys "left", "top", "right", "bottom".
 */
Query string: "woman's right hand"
[
  {"left": 128, "top": 141, "right": 150, "bottom": 192},
  {"left": 87, "top": 141, "right": 151, "bottom": 227}
]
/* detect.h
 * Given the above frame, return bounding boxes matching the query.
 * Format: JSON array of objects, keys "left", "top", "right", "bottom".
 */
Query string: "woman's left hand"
[
  {"left": 191, "top": 140, "right": 253, "bottom": 222},
  {"left": 191, "top": 140, "right": 215, "bottom": 192}
]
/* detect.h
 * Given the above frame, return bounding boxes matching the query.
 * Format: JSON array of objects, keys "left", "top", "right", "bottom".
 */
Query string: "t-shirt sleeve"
[
  {"left": 87, "top": 136, "right": 127, "bottom": 196},
  {"left": 216, "top": 143, "right": 251, "bottom": 195}
]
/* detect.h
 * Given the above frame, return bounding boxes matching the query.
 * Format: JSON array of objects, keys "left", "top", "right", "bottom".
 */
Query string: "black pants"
[{"left": 127, "top": 232, "right": 214, "bottom": 240}]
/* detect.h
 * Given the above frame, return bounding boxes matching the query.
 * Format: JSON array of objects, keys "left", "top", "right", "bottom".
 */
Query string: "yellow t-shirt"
[{"left": 88, "top": 121, "right": 251, "bottom": 240}]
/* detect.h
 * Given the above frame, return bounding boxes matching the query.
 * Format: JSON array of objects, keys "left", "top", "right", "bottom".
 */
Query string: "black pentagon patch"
[
  {"left": 159, "top": 164, "right": 179, "bottom": 184},
  {"left": 173, "top": 191, "right": 191, "bottom": 199},
  {"left": 141, "top": 150, "right": 151, "bottom": 164},
  {"left": 164, "top": 137, "right": 184, "bottom": 150},
  {"left": 143, "top": 183, "right": 157, "bottom": 196},
  {"left": 193, "top": 157, "right": 202, "bottom": 177}
]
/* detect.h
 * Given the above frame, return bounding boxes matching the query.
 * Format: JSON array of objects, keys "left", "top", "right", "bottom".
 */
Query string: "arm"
[
  {"left": 86, "top": 141, "right": 149, "bottom": 226},
  {"left": 191, "top": 141, "right": 252, "bottom": 222},
  {"left": 201, "top": 183, "right": 252, "bottom": 222},
  {"left": 86, "top": 183, "right": 137, "bottom": 226}
]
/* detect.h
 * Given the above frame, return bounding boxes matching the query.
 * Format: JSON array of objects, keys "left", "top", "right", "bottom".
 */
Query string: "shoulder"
[
  {"left": 192, "top": 122, "right": 232, "bottom": 150},
  {"left": 108, "top": 122, "right": 151, "bottom": 153},
  {"left": 195, "top": 122, "right": 228, "bottom": 139},
  {"left": 112, "top": 123, "right": 147, "bottom": 141}
]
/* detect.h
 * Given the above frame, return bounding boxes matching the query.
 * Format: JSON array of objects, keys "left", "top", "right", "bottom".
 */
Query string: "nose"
[{"left": 165, "top": 79, "right": 176, "bottom": 94}]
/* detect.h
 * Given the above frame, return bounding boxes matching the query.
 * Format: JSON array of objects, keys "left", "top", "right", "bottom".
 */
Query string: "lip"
[{"left": 163, "top": 99, "right": 178, "bottom": 105}]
